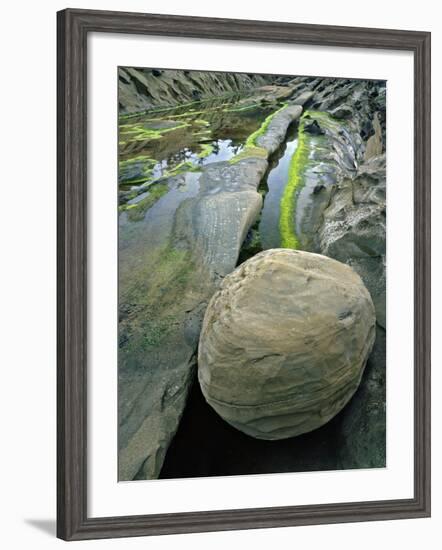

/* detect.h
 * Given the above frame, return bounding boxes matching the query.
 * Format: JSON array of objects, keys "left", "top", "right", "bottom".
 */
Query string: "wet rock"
[
  {"left": 174, "top": 160, "right": 266, "bottom": 277},
  {"left": 313, "top": 183, "right": 326, "bottom": 194},
  {"left": 198, "top": 249, "right": 376, "bottom": 440},
  {"left": 360, "top": 119, "right": 374, "bottom": 140},
  {"left": 309, "top": 78, "right": 386, "bottom": 148}
]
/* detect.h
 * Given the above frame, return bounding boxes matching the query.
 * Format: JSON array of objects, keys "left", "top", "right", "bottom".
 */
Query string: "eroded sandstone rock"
[{"left": 198, "top": 249, "right": 376, "bottom": 440}]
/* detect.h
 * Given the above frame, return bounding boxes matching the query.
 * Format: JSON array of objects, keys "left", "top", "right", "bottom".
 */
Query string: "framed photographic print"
[{"left": 57, "top": 8, "right": 431, "bottom": 541}]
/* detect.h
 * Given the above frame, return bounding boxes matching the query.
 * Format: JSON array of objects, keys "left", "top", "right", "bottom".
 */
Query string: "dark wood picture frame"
[{"left": 57, "top": 8, "right": 431, "bottom": 541}]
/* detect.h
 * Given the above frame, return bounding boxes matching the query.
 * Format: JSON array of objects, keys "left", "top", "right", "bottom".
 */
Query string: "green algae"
[
  {"left": 119, "top": 245, "right": 195, "bottom": 354},
  {"left": 197, "top": 143, "right": 214, "bottom": 159},
  {"left": 279, "top": 110, "right": 335, "bottom": 249},
  {"left": 119, "top": 158, "right": 202, "bottom": 207},
  {"left": 228, "top": 104, "right": 288, "bottom": 165},
  {"left": 119, "top": 182, "right": 169, "bottom": 221},
  {"left": 279, "top": 120, "right": 308, "bottom": 249},
  {"left": 119, "top": 155, "right": 156, "bottom": 166},
  {"left": 193, "top": 129, "right": 212, "bottom": 139},
  {"left": 119, "top": 99, "right": 205, "bottom": 121},
  {"left": 144, "top": 160, "right": 200, "bottom": 188},
  {"left": 245, "top": 103, "right": 288, "bottom": 147},
  {"left": 119, "top": 178, "right": 153, "bottom": 190},
  {"left": 194, "top": 119, "right": 210, "bottom": 126},
  {"left": 118, "top": 91, "right": 240, "bottom": 121},
  {"left": 119, "top": 156, "right": 157, "bottom": 186},
  {"left": 229, "top": 145, "right": 268, "bottom": 164},
  {"left": 119, "top": 121, "right": 190, "bottom": 146},
  {"left": 223, "top": 103, "right": 258, "bottom": 113}
]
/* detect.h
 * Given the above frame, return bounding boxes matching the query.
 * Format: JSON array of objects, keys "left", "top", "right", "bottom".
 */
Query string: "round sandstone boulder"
[{"left": 198, "top": 248, "right": 376, "bottom": 440}]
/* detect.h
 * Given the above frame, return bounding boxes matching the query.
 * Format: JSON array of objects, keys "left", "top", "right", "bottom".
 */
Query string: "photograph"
[
  {"left": 1, "top": 1, "right": 436, "bottom": 546},
  {"left": 117, "top": 67, "right": 387, "bottom": 482}
]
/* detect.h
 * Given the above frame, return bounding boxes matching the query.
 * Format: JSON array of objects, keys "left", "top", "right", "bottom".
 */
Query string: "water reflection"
[
  {"left": 260, "top": 126, "right": 299, "bottom": 249},
  {"left": 118, "top": 95, "right": 275, "bottom": 209}
]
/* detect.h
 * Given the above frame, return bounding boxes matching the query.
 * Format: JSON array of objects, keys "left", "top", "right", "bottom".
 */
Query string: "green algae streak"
[
  {"left": 279, "top": 110, "right": 338, "bottom": 249},
  {"left": 229, "top": 145, "right": 268, "bottom": 164},
  {"left": 279, "top": 112, "right": 310, "bottom": 249},
  {"left": 229, "top": 104, "right": 288, "bottom": 165},
  {"left": 119, "top": 182, "right": 169, "bottom": 221},
  {"left": 119, "top": 121, "right": 189, "bottom": 145},
  {"left": 223, "top": 103, "right": 258, "bottom": 113},
  {"left": 197, "top": 143, "right": 215, "bottom": 159},
  {"left": 245, "top": 103, "right": 288, "bottom": 147}
]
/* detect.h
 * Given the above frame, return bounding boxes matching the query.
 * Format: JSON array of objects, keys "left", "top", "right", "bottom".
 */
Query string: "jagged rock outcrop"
[
  {"left": 319, "top": 155, "right": 386, "bottom": 328},
  {"left": 198, "top": 249, "right": 376, "bottom": 440},
  {"left": 118, "top": 68, "right": 275, "bottom": 114}
]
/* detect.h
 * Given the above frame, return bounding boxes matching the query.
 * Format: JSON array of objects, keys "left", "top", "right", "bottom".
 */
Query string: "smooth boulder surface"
[{"left": 198, "top": 249, "right": 376, "bottom": 440}]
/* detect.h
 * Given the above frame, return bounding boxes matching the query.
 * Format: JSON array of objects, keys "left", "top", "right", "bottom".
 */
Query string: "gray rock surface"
[
  {"left": 319, "top": 155, "right": 386, "bottom": 328},
  {"left": 291, "top": 90, "right": 315, "bottom": 106},
  {"left": 337, "top": 326, "right": 386, "bottom": 468},
  {"left": 198, "top": 249, "right": 376, "bottom": 440}
]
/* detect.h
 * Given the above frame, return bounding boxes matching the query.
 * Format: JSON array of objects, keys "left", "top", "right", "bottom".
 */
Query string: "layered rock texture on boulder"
[{"left": 198, "top": 249, "right": 376, "bottom": 440}]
